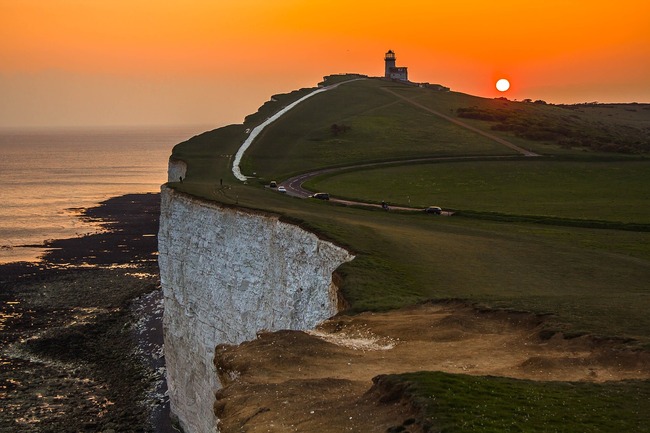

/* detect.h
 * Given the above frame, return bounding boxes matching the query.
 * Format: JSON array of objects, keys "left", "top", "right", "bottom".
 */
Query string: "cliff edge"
[{"left": 158, "top": 186, "right": 354, "bottom": 433}]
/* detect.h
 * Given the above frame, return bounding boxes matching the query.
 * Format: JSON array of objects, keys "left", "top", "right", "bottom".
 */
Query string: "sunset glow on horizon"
[{"left": 1, "top": 0, "right": 649, "bottom": 128}]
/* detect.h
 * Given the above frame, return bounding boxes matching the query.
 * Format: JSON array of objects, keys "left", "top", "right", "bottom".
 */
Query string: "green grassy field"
[
  {"left": 379, "top": 372, "right": 650, "bottom": 433},
  {"left": 304, "top": 158, "right": 650, "bottom": 224},
  {"left": 169, "top": 75, "right": 650, "bottom": 431}
]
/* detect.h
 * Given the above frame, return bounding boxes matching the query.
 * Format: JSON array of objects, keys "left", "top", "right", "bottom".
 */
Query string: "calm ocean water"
[{"left": 0, "top": 126, "right": 208, "bottom": 264}]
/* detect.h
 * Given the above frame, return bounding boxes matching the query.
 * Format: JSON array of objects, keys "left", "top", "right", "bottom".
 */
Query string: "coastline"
[{"left": 0, "top": 193, "right": 175, "bottom": 432}]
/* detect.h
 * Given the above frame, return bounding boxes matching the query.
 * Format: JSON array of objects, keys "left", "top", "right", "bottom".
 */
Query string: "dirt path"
[
  {"left": 381, "top": 87, "right": 540, "bottom": 157},
  {"left": 214, "top": 303, "right": 650, "bottom": 433}
]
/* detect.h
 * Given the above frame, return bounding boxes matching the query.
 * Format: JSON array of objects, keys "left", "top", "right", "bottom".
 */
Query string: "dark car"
[
  {"left": 425, "top": 206, "right": 442, "bottom": 215},
  {"left": 310, "top": 192, "right": 330, "bottom": 200}
]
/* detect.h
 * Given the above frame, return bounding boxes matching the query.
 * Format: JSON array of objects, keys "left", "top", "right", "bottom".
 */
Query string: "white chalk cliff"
[
  {"left": 158, "top": 186, "right": 354, "bottom": 433},
  {"left": 167, "top": 159, "right": 187, "bottom": 183}
]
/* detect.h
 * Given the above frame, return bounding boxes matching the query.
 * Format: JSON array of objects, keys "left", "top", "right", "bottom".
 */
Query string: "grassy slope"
[
  {"left": 170, "top": 75, "right": 650, "bottom": 343},
  {"left": 168, "top": 75, "right": 650, "bottom": 431},
  {"left": 243, "top": 79, "right": 518, "bottom": 182},
  {"left": 400, "top": 86, "right": 650, "bottom": 154}
]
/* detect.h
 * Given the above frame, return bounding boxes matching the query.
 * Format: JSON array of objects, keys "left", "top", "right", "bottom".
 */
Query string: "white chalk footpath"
[
  {"left": 232, "top": 79, "right": 364, "bottom": 181},
  {"left": 158, "top": 186, "right": 354, "bottom": 433}
]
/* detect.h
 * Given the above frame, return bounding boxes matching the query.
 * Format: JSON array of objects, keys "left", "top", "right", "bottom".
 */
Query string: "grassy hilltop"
[{"left": 169, "top": 76, "right": 650, "bottom": 432}]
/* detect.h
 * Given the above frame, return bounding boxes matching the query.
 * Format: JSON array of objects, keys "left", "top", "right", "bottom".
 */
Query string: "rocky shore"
[{"left": 0, "top": 193, "right": 175, "bottom": 433}]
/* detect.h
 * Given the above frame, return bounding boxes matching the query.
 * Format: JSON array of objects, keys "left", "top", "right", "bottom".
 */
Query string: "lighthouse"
[
  {"left": 384, "top": 50, "right": 408, "bottom": 81},
  {"left": 385, "top": 50, "right": 396, "bottom": 76}
]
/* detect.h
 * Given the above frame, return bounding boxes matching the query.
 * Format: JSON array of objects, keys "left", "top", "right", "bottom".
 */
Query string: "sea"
[{"left": 0, "top": 126, "right": 209, "bottom": 264}]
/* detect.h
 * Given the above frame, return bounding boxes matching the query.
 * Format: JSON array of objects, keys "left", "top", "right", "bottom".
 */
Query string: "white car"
[{"left": 277, "top": 186, "right": 287, "bottom": 193}]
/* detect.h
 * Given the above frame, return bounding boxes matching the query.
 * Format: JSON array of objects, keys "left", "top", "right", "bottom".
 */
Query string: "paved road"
[
  {"left": 280, "top": 155, "right": 528, "bottom": 215},
  {"left": 270, "top": 81, "right": 540, "bottom": 214}
]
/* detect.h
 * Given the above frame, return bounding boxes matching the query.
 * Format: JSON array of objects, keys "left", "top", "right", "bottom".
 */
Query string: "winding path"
[
  {"left": 234, "top": 78, "right": 540, "bottom": 212},
  {"left": 280, "top": 155, "right": 526, "bottom": 214},
  {"left": 232, "top": 78, "right": 366, "bottom": 181}
]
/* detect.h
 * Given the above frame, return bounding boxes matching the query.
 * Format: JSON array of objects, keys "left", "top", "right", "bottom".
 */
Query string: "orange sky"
[{"left": 1, "top": 0, "right": 649, "bottom": 128}]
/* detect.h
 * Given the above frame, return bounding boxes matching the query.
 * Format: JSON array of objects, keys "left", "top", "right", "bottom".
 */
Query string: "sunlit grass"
[{"left": 380, "top": 372, "right": 650, "bottom": 433}]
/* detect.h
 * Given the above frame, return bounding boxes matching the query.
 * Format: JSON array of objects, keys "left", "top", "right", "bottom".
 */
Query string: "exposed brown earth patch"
[{"left": 214, "top": 303, "right": 650, "bottom": 433}]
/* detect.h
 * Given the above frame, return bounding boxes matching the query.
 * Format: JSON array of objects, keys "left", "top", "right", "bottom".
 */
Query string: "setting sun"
[
  {"left": 1, "top": 0, "right": 649, "bottom": 127},
  {"left": 496, "top": 78, "right": 510, "bottom": 92}
]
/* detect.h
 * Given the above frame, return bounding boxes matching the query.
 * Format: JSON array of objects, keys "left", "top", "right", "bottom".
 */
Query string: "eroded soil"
[{"left": 214, "top": 303, "right": 650, "bottom": 433}]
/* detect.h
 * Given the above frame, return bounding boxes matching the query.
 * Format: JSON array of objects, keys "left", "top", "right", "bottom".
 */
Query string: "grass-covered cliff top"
[
  {"left": 170, "top": 75, "right": 650, "bottom": 345},
  {"left": 169, "top": 75, "right": 650, "bottom": 432}
]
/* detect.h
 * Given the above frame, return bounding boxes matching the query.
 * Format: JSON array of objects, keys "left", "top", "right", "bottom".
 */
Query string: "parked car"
[
  {"left": 310, "top": 192, "right": 330, "bottom": 200},
  {"left": 269, "top": 181, "right": 277, "bottom": 188},
  {"left": 277, "top": 186, "right": 287, "bottom": 193},
  {"left": 425, "top": 206, "right": 442, "bottom": 215}
]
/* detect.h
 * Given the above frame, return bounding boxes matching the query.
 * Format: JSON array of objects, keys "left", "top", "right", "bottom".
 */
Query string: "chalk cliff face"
[
  {"left": 158, "top": 186, "right": 354, "bottom": 433},
  {"left": 167, "top": 159, "right": 187, "bottom": 183}
]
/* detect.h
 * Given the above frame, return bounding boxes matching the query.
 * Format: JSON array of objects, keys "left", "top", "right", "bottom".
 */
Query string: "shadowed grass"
[
  {"left": 244, "top": 79, "right": 520, "bottom": 181},
  {"left": 304, "top": 158, "right": 650, "bottom": 224}
]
